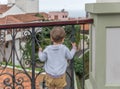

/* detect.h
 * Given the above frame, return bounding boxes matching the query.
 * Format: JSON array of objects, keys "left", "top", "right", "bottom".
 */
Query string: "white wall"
[
  {"left": 16, "top": 0, "right": 39, "bottom": 13},
  {"left": 106, "top": 28, "right": 120, "bottom": 85},
  {"left": 3, "top": 5, "right": 25, "bottom": 17},
  {"left": 5, "top": 41, "right": 11, "bottom": 61},
  {"left": 92, "top": 26, "right": 96, "bottom": 79},
  {"left": 0, "top": 47, "right": 4, "bottom": 62},
  {"left": 5, "top": 39, "right": 21, "bottom": 65}
]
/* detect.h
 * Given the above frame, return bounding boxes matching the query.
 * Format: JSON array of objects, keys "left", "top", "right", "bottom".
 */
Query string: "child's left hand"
[{"left": 71, "top": 42, "right": 76, "bottom": 48}]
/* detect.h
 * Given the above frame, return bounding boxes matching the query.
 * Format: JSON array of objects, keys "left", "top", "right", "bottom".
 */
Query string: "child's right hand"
[{"left": 39, "top": 48, "right": 42, "bottom": 52}]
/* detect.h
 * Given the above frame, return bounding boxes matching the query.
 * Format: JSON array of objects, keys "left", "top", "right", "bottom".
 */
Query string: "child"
[{"left": 38, "top": 26, "right": 77, "bottom": 89}]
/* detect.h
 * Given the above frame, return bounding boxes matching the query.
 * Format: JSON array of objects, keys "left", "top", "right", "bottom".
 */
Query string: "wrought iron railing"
[{"left": 0, "top": 19, "right": 93, "bottom": 89}]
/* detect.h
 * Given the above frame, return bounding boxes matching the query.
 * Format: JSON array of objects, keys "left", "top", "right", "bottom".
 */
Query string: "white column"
[{"left": 85, "top": 1, "right": 120, "bottom": 89}]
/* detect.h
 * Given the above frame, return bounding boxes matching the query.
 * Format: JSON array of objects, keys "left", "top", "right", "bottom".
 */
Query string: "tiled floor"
[{"left": 0, "top": 67, "right": 45, "bottom": 89}]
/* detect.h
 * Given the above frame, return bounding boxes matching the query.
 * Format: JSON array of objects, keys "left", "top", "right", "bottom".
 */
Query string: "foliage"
[
  {"left": 75, "top": 25, "right": 81, "bottom": 49},
  {"left": 35, "top": 27, "right": 52, "bottom": 49},
  {"left": 21, "top": 39, "right": 32, "bottom": 60},
  {"left": 21, "top": 27, "right": 52, "bottom": 59},
  {"left": 74, "top": 51, "right": 89, "bottom": 76},
  {"left": 64, "top": 25, "right": 81, "bottom": 49},
  {"left": 35, "top": 13, "right": 44, "bottom": 18},
  {"left": 36, "top": 25, "right": 81, "bottom": 49},
  {"left": 20, "top": 25, "right": 89, "bottom": 89},
  {"left": 74, "top": 56, "right": 83, "bottom": 75}
]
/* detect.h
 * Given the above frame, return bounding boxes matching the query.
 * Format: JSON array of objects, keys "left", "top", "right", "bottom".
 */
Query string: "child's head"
[{"left": 50, "top": 26, "right": 66, "bottom": 43}]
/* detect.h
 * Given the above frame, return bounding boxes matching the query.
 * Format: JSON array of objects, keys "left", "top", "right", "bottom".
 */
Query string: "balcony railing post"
[
  {"left": 31, "top": 27, "right": 36, "bottom": 89},
  {"left": 12, "top": 29, "right": 15, "bottom": 89},
  {"left": 82, "top": 24, "right": 85, "bottom": 89},
  {"left": 71, "top": 25, "right": 75, "bottom": 89}
]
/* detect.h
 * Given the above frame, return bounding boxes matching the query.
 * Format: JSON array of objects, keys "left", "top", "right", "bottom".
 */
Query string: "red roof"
[
  {"left": 81, "top": 24, "right": 89, "bottom": 31},
  {"left": 0, "top": 5, "right": 12, "bottom": 14},
  {"left": 39, "top": 12, "right": 49, "bottom": 20},
  {"left": 0, "top": 13, "right": 43, "bottom": 25},
  {"left": 12, "top": 13, "right": 42, "bottom": 22}
]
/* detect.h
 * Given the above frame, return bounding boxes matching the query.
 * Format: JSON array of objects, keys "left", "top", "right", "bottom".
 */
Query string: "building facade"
[
  {"left": 0, "top": 0, "right": 40, "bottom": 65},
  {"left": 48, "top": 10, "right": 68, "bottom": 21}
]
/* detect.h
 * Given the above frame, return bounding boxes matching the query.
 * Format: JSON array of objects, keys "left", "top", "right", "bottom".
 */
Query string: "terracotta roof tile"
[
  {"left": 12, "top": 14, "right": 42, "bottom": 22},
  {"left": 0, "top": 5, "right": 12, "bottom": 14},
  {"left": 81, "top": 24, "right": 89, "bottom": 31},
  {"left": 0, "top": 16, "right": 22, "bottom": 25},
  {"left": 39, "top": 12, "right": 48, "bottom": 18},
  {"left": 0, "top": 18, "right": 6, "bottom": 24},
  {"left": 0, "top": 13, "right": 43, "bottom": 25}
]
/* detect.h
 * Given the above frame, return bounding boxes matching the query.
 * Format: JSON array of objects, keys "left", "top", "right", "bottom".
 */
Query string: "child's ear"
[
  {"left": 50, "top": 37, "right": 54, "bottom": 44},
  {"left": 62, "top": 38, "right": 65, "bottom": 43},
  {"left": 50, "top": 37, "right": 53, "bottom": 41}
]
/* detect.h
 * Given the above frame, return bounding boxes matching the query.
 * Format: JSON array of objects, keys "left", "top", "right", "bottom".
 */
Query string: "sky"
[
  {"left": 39, "top": 0, "right": 96, "bottom": 11},
  {"left": 0, "top": 0, "right": 8, "bottom": 4},
  {"left": 39, "top": 0, "right": 96, "bottom": 17},
  {"left": 0, "top": 0, "right": 96, "bottom": 17}
]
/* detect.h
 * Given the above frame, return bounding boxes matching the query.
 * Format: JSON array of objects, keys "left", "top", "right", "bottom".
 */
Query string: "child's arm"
[
  {"left": 65, "top": 42, "right": 77, "bottom": 60},
  {"left": 70, "top": 42, "right": 77, "bottom": 56},
  {"left": 38, "top": 47, "right": 47, "bottom": 62},
  {"left": 71, "top": 42, "right": 77, "bottom": 49}
]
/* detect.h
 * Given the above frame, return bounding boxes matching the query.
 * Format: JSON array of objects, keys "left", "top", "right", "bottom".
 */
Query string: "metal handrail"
[{"left": 0, "top": 18, "right": 93, "bottom": 29}]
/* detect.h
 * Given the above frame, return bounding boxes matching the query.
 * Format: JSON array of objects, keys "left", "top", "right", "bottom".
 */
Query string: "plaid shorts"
[{"left": 45, "top": 73, "right": 67, "bottom": 88}]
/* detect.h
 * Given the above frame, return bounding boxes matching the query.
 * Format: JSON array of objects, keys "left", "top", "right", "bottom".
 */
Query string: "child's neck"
[{"left": 53, "top": 42, "right": 62, "bottom": 45}]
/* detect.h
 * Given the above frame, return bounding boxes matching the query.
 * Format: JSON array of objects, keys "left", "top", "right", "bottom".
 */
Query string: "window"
[{"left": 54, "top": 15, "right": 58, "bottom": 20}]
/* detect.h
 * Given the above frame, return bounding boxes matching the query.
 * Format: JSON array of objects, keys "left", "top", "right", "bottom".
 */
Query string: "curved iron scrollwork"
[
  {"left": 1, "top": 73, "right": 25, "bottom": 89},
  {"left": 0, "top": 28, "right": 32, "bottom": 89},
  {"left": 4, "top": 78, "right": 12, "bottom": 88},
  {"left": 15, "top": 73, "right": 25, "bottom": 89},
  {"left": 0, "top": 30, "right": 5, "bottom": 65},
  {"left": 0, "top": 25, "right": 79, "bottom": 89}
]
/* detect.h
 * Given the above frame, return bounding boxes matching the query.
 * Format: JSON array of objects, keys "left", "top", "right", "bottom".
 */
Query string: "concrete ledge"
[
  {"left": 85, "top": 3, "right": 120, "bottom": 14},
  {"left": 85, "top": 79, "right": 93, "bottom": 89},
  {"left": 74, "top": 72, "right": 78, "bottom": 89}
]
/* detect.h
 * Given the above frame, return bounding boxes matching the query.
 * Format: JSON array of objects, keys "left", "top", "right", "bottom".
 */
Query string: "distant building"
[
  {"left": 0, "top": 0, "right": 40, "bottom": 65},
  {"left": 68, "top": 17, "right": 90, "bottom": 34},
  {"left": 0, "top": 0, "right": 39, "bottom": 17},
  {"left": 48, "top": 9, "right": 69, "bottom": 21},
  {"left": 15, "top": 0, "right": 39, "bottom": 13}
]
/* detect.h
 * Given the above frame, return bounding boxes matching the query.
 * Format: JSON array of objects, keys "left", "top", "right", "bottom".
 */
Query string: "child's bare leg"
[
  {"left": 48, "top": 87, "right": 55, "bottom": 89},
  {"left": 56, "top": 88, "right": 63, "bottom": 89}
]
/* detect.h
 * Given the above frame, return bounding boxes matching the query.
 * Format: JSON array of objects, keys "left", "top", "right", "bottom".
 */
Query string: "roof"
[
  {"left": 68, "top": 17, "right": 90, "bottom": 31},
  {"left": 0, "top": 5, "right": 12, "bottom": 14},
  {"left": 0, "top": 13, "right": 43, "bottom": 25},
  {"left": 81, "top": 24, "right": 89, "bottom": 31},
  {"left": 39, "top": 12, "right": 49, "bottom": 18},
  {"left": 12, "top": 13, "right": 42, "bottom": 22},
  {"left": 0, "top": 15, "right": 22, "bottom": 24}
]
